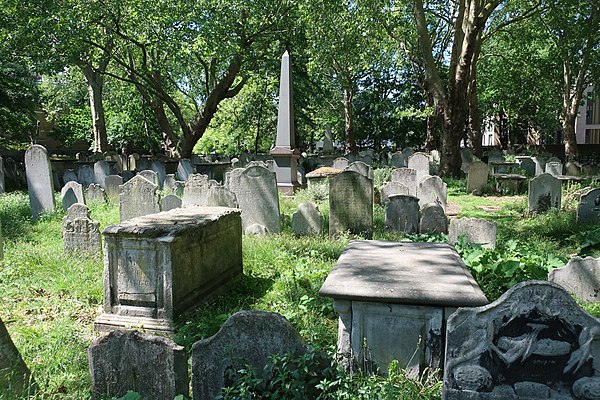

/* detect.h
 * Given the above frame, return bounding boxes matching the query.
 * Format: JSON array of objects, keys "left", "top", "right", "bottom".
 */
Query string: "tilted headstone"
[
  {"left": 89, "top": 330, "right": 188, "bottom": 400},
  {"left": 384, "top": 195, "right": 419, "bottom": 234},
  {"left": 528, "top": 173, "right": 561, "bottom": 213},
  {"left": 60, "top": 181, "right": 85, "bottom": 211},
  {"left": 63, "top": 169, "right": 78, "bottom": 185},
  {"left": 119, "top": 175, "right": 160, "bottom": 222},
  {"left": 62, "top": 203, "right": 101, "bottom": 256},
  {"left": 576, "top": 187, "right": 600, "bottom": 224},
  {"left": 160, "top": 194, "right": 182, "bottom": 211},
  {"left": 291, "top": 202, "right": 323, "bottom": 235},
  {"left": 545, "top": 161, "right": 563, "bottom": 176},
  {"left": 86, "top": 184, "right": 106, "bottom": 204},
  {"left": 1, "top": 317, "right": 35, "bottom": 397},
  {"left": 192, "top": 311, "right": 306, "bottom": 400},
  {"left": 419, "top": 203, "right": 448, "bottom": 234},
  {"left": 549, "top": 257, "right": 600, "bottom": 303},
  {"left": 407, "top": 152, "right": 430, "bottom": 183},
  {"left": 391, "top": 168, "right": 417, "bottom": 197},
  {"left": 565, "top": 161, "right": 581, "bottom": 177},
  {"left": 332, "top": 157, "right": 349, "bottom": 170},
  {"left": 177, "top": 159, "right": 193, "bottom": 181},
  {"left": 417, "top": 175, "right": 447, "bottom": 210},
  {"left": 448, "top": 218, "right": 496, "bottom": 249},
  {"left": 380, "top": 181, "right": 410, "bottom": 205},
  {"left": 25, "top": 144, "right": 55, "bottom": 218},
  {"left": 182, "top": 173, "right": 211, "bottom": 207},
  {"left": 443, "top": 281, "right": 600, "bottom": 400},
  {"left": 329, "top": 170, "right": 373, "bottom": 238},
  {"left": 150, "top": 160, "right": 166, "bottom": 189},
  {"left": 467, "top": 161, "right": 488, "bottom": 194},
  {"left": 138, "top": 170, "right": 159, "bottom": 187},
  {"left": 344, "top": 161, "right": 372, "bottom": 179},
  {"left": 94, "top": 160, "right": 110, "bottom": 188},
  {"left": 104, "top": 175, "right": 123, "bottom": 204},
  {"left": 77, "top": 164, "right": 95, "bottom": 187},
  {"left": 225, "top": 166, "right": 281, "bottom": 234}
]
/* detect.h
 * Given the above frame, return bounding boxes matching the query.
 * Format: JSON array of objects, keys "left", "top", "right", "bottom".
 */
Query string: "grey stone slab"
[
  {"left": 1, "top": 316, "right": 35, "bottom": 397},
  {"left": 344, "top": 161, "right": 372, "bottom": 179},
  {"left": 329, "top": 171, "right": 373, "bottom": 239},
  {"left": 419, "top": 203, "right": 448, "bottom": 234},
  {"left": 273, "top": 51, "right": 295, "bottom": 149},
  {"left": 467, "top": 161, "right": 488, "bottom": 194},
  {"left": 319, "top": 240, "right": 488, "bottom": 306},
  {"left": 86, "top": 183, "right": 106, "bottom": 204},
  {"left": 391, "top": 168, "right": 417, "bottom": 197},
  {"left": 408, "top": 152, "right": 430, "bottom": 183},
  {"left": 182, "top": 173, "right": 210, "bottom": 207},
  {"left": 528, "top": 173, "right": 561, "bottom": 212},
  {"left": 150, "top": 160, "right": 166, "bottom": 189},
  {"left": 486, "top": 147, "right": 504, "bottom": 163},
  {"left": 516, "top": 157, "right": 536, "bottom": 176},
  {"left": 332, "top": 157, "right": 349, "bottom": 170},
  {"left": 25, "top": 144, "right": 55, "bottom": 218},
  {"left": 576, "top": 187, "right": 600, "bottom": 224},
  {"left": 118, "top": 175, "right": 159, "bottom": 222},
  {"left": 380, "top": 181, "right": 410, "bottom": 205},
  {"left": 62, "top": 203, "right": 101, "bottom": 256},
  {"left": 443, "top": 281, "right": 600, "bottom": 400},
  {"left": 89, "top": 329, "right": 188, "bottom": 400},
  {"left": 61, "top": 181, "right": 85, "bottom": 211},
  {"left": 205, "top": 185, "right": 238, "bottom": 208},
  {"left": 384, "top": 195, "right": 419, "bottom": 234},
  {"left": 77, "top": 164, "right": 95, "bottom": 187},
  {"left": 138, "top": 170, "right": 159, "bottom": 187},
  {"left": 417, "top": 175, "right": 447, "bottom": 210},
  {"left": 390, "top": 151, "right": 407, "bottom": 168},
  {"left": 177, "top": 159, "right": 193, "bottom": 181},
  {"left": 291, "top": 202, "right": 323, "bottom": 235},
  {"left": 63, "top": 169, "right": 78, "bottom": 185},
  {"left": 531, "top": 156, "right": 546, "bottom": 176},
  {"left": 160, "top": 194, "right": 182, "bottom": 212},
  {"left": 94, "top": 161, "right": 110, "bottom": 188},
  {"left": 104, "top": 175, "right": 123, "bottom": 204},
  {"left": 549, "top": 257, "right": 600, "bottom": 303},
  {"left": 192, "top": 311, "right": 306, "bottom": 400},
  {"left": 565, "top": 161, "right": 581, "bottom": 177},
  {"left": 448, "top": 218, "right": 496, "bottom": 249},
  {"left": 545, "top": 161, "right": 563, "bottom": 176}
]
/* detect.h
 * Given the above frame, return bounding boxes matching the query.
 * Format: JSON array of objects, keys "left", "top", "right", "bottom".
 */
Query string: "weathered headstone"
[
  {"left": 517, "top": 157, "right": 536, "bottom": 176},
  {"left": 225, "top": 166, "right": 281, "bottom": 234},
  {"left": 77, "top": 164, "right": 95, "bottom": 187},
  {"left": 419, "top": 203, "right": 448, "bottom": 234},
  {"left": 150, "top": 160, "right": 166, "bottom": 189},
  {"left": 205, "top": 185, "right": 238, "bottom": 208},
  {"left": 329, "top": 170, "right": 373, "bottom": 238},
  {"left": 1, "top": 317, "right": 35, "bottom": 397},
  {"left": 177, "top": 159, "right": 193, "bottom": 181},
  {"left": 62, "top": 203, "right": 101, "bottom": 256},
  {"left": 181, "top": 173, "right": 210, "bottom": 207},
  {"left": 60, "top": 181, "right": 85, "bottom": 211},
  {"left": 380, "top": 181, "right": 410, "bottom": 205},
  {"left": 391, "top": 168, "right": 417, "bottom": 197},
  {"left": 94, "top": 160, "right": 110, "bottom": 188},
  {"left": 549, "top": 257, "right": 600, "bottom": 303},
  {"left": 89, "top": 330, "right": 188, "bottom": 400},
  {"left": 486, "top": 147, "right": 504, "bottom": 163},
  {"left": 291, "top": 202, "right": 323, "bottom": 235},
  {"left": 532, "top": 156, "right": 546, "bottom": 176},
  {"left": 160, "top": 194, "right": 182, "bottom": 211},
  {"left": 402, "top": 147, "right": 414, "bottom": 160},
  {"left": 448, "top": 218, "right": 496, "bottom": 249},
  {"left": 408, "top": 152, "right": 430, "bottom": 183},
  {"left": 86, "top": 184, "right": 106, "bottom": 204},
  {"left": 25, "top": 144, "right": 55, "bottom": 218},
  {"left": 333, "top": 157, "right": 349, "bottom": 170},
  {"left": 163, "top": 174, "right": 176, "bottom": 193},
  {"left": 576, "top": 187, "right": 600, "bottom": 224},
  {"left": 63, "top": 168, "right": 78, "bottom": 185},
  {"left": 385, "top": 195, "right": 419, "bottom": 234},
  {"left": 344, "top": 161, "right": 372, "bottom": 179},
  {"left": 119, "top": 175, "right": 160, "bottom": 222},
  {"left": 461, "top": 148, "right": 474, "bottom": 173},
  {"left": 136, "top": 157, "right": 150, "bottom": 172},
  {"left": 565, "top": 161, "right": 581, "bottom": 177},
  {"left": 192, "top": 311, "right": 306, "bottom": 400},
  {"left": 443, "top": 280, "right": 600, "bottom": 400},
  {"left": 467, "top": 161, "right": 488, "bottom": 194},
  {"left": 417, "top": 175, "right": 447, "bottom": 210},
  {"left": 390, "top": 151, "right": 407, "bottom": 168},
  {"left": 104, "top": 175, "right": 123, "bottom": 204},
  {"left": 545, "top": 161, "right": 563, "bottom": 176},
  {"left": 528, "top": 173, "right": 561, "bottom": 213},
  {"left": 138, "top": 170, "right": 159, "bottom": 187}
]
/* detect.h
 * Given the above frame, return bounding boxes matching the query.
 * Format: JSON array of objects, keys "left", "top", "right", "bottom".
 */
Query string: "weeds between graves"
[{"left": 2, "top": 180, "right": 600, "bottom": 399}]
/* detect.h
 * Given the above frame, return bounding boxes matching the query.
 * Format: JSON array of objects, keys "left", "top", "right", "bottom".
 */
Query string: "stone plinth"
[
  {"left": 319, "top": 240, "right": 488, "bottom": 378},
  {"left": 95, "top": 207, "right": 242, "bottom": 334}
]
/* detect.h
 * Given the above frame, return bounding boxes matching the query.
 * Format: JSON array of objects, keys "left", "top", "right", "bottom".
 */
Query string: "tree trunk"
[
  {"left": 468, "top": 33, "right": 483, "bottom": 158},
  {"left": 343, "top": 86, "right": 357, "bottom": 155},
  {"left": 562, "top": 113, "right": 578, "bottom": 160},
  {"left": 82, "top": 66, "right": 109, "bottom": 153}
]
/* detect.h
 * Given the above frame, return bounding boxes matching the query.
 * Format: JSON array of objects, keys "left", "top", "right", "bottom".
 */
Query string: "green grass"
[{"left": 2, "top": 179, "right": 600, "bottom": 399}]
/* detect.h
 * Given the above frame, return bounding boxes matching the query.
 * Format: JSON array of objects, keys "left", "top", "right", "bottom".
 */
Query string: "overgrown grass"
[{"left": 2, "top": 178, "right": 600, "bottom": 399}]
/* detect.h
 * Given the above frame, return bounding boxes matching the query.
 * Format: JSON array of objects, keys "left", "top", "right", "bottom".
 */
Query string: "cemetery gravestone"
[
  {"left": 160, "top": 194, "right": 182, "bottom": 211},
  {"left": 443, "top": 281, "right": 600, "bottom": 400},
  {"left": 549, "top": 257, "right": 600, "bottom": 303},
  {"left": 531, "top": 156, "right": 547, "bottom": 176},
  {"left": 163, "top": 174, "right": 176, "bottom": 193},
  {"left": 61, "top": 181, "right": 85, "bottom": 211},
  {"left": 94, "top": 161, "right": 110, "bottom": 188},
  {"left": 333, "top": 157, "right": 349, "bottom": 170},
  {"left": 448, "top": 218, "right": 496, "bottom": 249},
  {"left": 1, "top": 317, "right": 35, "bottom": 397},
  {"left": 78, "top": 164, "right": 95, "bottom": 187},
  {"left": 136, "top": 158, "right": 150, "bottom": 172},
  {"left": 565, "top": 161, "right": 581, "bottom": 177},
  {"left": 25, "top": 144, "right": 55, "bottom": 218},
  {"left": 182, "top": 173, "right": 211, "bottom": 207},
  {"left": 192, "top": 311, "right": 306, "bottom": 400},
  {"left": 408, "top": 152, "right": 430, "bottom": 183},
  {"left": 461, "top": 148, "right": 474, "bottom": 173},
  {"left": 225, "top": 166, "right": 281, "bottom": 234},
  {"left": 517, "top": 157, "right": 536, "bottom": 176},
  {"left": 104, "top": 175, "right": 123, "bottom": 204},
  {"left": 391, "top": 168, "right": 418, "bottom": 197},
  {"left": 384, "top": 195, "right": 419, "bottom": 234},
  {"left": 577, "top": 187, "right": 600, "bottom": 224},
  {"left": 467, "top": 161, "right": 488, "bottom": 194},
  {"left": 88, "top": 330, "right": 188, "bottom": 400},
  {"left": 291, "top": 202, "right": 323, "bottom": 235},
  {"left": 205, "top": 185, "right": 238, "bottom": 208},
  {"left": 344, "top": 161, "right": 372, "bottom": 179},
  {"left": 63, "top": 169, "right": 78, "bottom": 184},
  {"left": 545, "top": 161, "right": 564, "bottom": 176},
  {"left": 62, "top": 203, "right": 101, "bottom": 256},
  {"left": 402, "top": 147, "right": 414, "bottom": 160},
  {"left": 150, "top": 160, "right": 166, "bottom": 189},
  {"left": 380, "top": 181, "right": 410, "bottom": 205},
  {"left": 329, "top": 170, "right": 373, "bottom": 238},
  {"left": 528, "top": 173, "right": 561, "bottom": 213},
  {"left": 177, "top": 159, "right": 193, "bottom": 181},
  {"left": 86, "top": 184, "right": 106, "bottom": 204},
  {"left": 417, "top": 175, "right": 447, "bottom": 210},
  {"left": 486, "top": 147, "right": 504, "bottom": 163},
  {"left": 390, "top": 151, "right": 406, "bottom": 168},
  {"left": 419, "top": 203, "right": 448, "bottom": 234},
  {"left": 119, "top": 175, "right": 160, "bottom": 222},
  {"left": 139, "top": 170, "right": 159, "bottom": 187}
]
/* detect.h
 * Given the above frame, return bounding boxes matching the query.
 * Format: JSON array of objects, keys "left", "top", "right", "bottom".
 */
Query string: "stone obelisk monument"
[{"left": 270, "top": 51, "right": 300, "bottom": 194}]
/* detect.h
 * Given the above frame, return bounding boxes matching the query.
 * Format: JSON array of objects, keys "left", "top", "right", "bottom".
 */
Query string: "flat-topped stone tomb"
[
  {"left": 95, "top": 207, "right": 242, "bottom": 334},
  {"left": 319, "top": 240, "right": 487, "bottom": 378}
]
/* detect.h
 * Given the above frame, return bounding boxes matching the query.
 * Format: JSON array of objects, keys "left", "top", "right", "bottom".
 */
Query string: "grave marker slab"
[
  {"left": 119, "top": 175, "right": 159, "bottom": 222},
  {"left": 576, "top": 187, "right": 600, "bottom": 224},
  {"left": 62, "top": 203, "right": 101, "bottom": 256},
  {"left": 390, "top": 151, "right": 407, "bottom": 168},
  {"left": 291, "top": 202, "right": 323, "bottom": 235},
  {"left": 528, "top": 173, "right": 561, "bottom": 213},
  {"left": 61, "top": 181, "right": 85, "bottom": 211},
  {"left": 86, "top": 183, "right": 106, "bottom": 204},
  {"left": 63, "top": 169, "right": 78, "bottom": 184},
  {"left": 177, "top": 159, "right": 193, "bottom": 181},
  {"left": 419, "top": 203, "right": 448, "bottom": 234},
  {"left": 333, "top": 157, "right": 349, "bottom": 170},
  {"left": 329, "top": 171, "right": 373, "bottom": 239},
  {"left": 160, "top": 194, "right": 182, "bottom": 211},
  {"left": 205, "top": 185, "right": 238, "bottom": 208},
  {"left": 448, "top": 218, "right": 496, "bottom": 249},
  {"left": 408, "top": 152, "right": 430, "bottom": 183},
  {"left": 25, "top": 144, "right": 55, "bottom": 218},
  {"left": 150, "top": 160, "right": 166, "bottom": 189},
  {"left": 94, "top": 161, "right": 110, "bottom": 188},
  {"left": 417, "top": 175, "right": 447, "bottom": 210},
  {"left": 78, "top": 164, "right": 95, "bottom": 187},
  {"left": 104, "top": 175, "right": 123, "bottom": 204},
  {"left": 182, "top": 173, "right": 210, "bottom": 207},
  {"left": 380, "top": 181, "right": 410, "bottom": 205},
  {"left": 344, "top": 161, "right": 372, "bottom": 179},
  {"left": 391, "top": 168, "right": 417, "bottom": 197},
  {"left": 467, "top": 161, "right": 488, "bottom": 194},
  {"left": 545, "top": 161, "right": 564, "bottom": 176},
  {"left": 1, "top": 317, "right": 34, "bottom": 397},
  {"left": 384, "top": 195, "right": 419, "bottom": 234},
  {"left": 549, "top": 257, "right": 600, "bottom": 303},
  {"left": 139, "top": 170, "right": 159, "bottom": 186}
]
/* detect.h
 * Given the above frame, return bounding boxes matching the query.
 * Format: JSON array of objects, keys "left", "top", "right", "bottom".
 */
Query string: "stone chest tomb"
[{"left": 95, "top": 207, "right": 242, "bottom": 334}]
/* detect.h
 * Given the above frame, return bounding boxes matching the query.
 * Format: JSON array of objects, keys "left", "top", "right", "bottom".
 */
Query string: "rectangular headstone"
[
  {"left": 417, "top": 175, "right": 448, "bottom": 210},
  {"left": 549, "top": 256, "right": 600, "bottom": 303},
  {"left": 528, "top": 173, "right": 561, "bottom": 213},
  {"left": 77, "top": 164, "right": 95, "bottom": 187},
  {"left": 104, "top": 175, "right": 123, "bottom": 204},
  {"left": 25, "top": 144, "right": 55, "bottom": 218},
  {"left": 94, "top": 161, "right": 110, "bottom": 188},
  {"left": 119, "top": 175, "right": 160, "bottom": 222},
  {"left": 467, "top": 161, "right": 488, "bottom": 194},
  {"left": 329, "top": 171, "right": 373, "bottom": 238},
  {"left": 448, "top": 217, "right": 496, "bottom": 249},
  {"left": 407, "top": 152, "right": 430, "bottom": 183},
  {"left": 576, "top": 187, "right": 600, "bottom": 224},
  {"left": 384, "top": 195, "right": 419, "bottom": 234},
  {"left": 61, "top": 181, "right": 85, "bottom": 211},
  {"left": 391, "top": 168, "right": 417, "bottom": 197},
  {"left": 62, "top": 203, "right": 101, "bottom": 256}
]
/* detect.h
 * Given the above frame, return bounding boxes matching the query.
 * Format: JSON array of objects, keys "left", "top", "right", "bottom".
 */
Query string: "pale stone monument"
[
  {"left": 391, "top": 168, "right": 417, "bottom": 197},
  {"left": 528, "top": 173, "right": 561, "bottom": 213},
  {"left": 329, "top": 171, "right": 373, "bottom": 239},
  {"left": 545, "top": 161, "right": 564, "bottom": 176},
  {"left": 417, "top": 175, "right": 447, "bottom": 210},
  {"left": 62, "top": 203, "right": 101, "bottom": 256},
  {"left": 139, "top": 170, "right": 159, "bottom": 186},
  {"left": 407, "top": 152, "right": 430, "bottom": 183},
  {"left": 291, "top": 202, "right": 323, "bottom": 236},
  {"left": 25, "top": 144, "right": 55, "bottom": 218},
  {"left": 333, "top": 157, "right": 349, "bottom": 170},
  {"left": 182, "top": 173, "right": 211, "bottom": 207},
  {"left": 466, "top": 161, "right": 488, "bottom": 194},
  {"left": 549, "top": 257, "right": 600, "bottom": 303},
  {"left": 160, "top": 194, "right": 182, "bottom": 211},
  {"left": 177, "top": 159, "right": 193, "bottom": 181},
  {"left": 60, "top": 181, "right": 85, "bottom": 211},
  {"left": 344, "top": 161, "right": 372, "bottom": 179},
  {"left": 448, "top": 218, "right": 496, "bottom": 249},
  {"left": 119, "top": 175, "right": 160, "bottom": 222},
  {"left": 86, "top": 183, "right": 106, "bottom": 204},
  {"left": 151, "top": 160, "right": 166, "bottom": 189},
  {"left": 380, "top": 181, "right": 410, "bottom": 205}
]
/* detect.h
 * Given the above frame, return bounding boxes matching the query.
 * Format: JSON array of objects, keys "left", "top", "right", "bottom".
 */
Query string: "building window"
[
  {"left": 585, "top": 128, "right": 600, "bottom": 144},
  {"left": 587, "top": 92, "right": 600, "bottom": 124}
]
